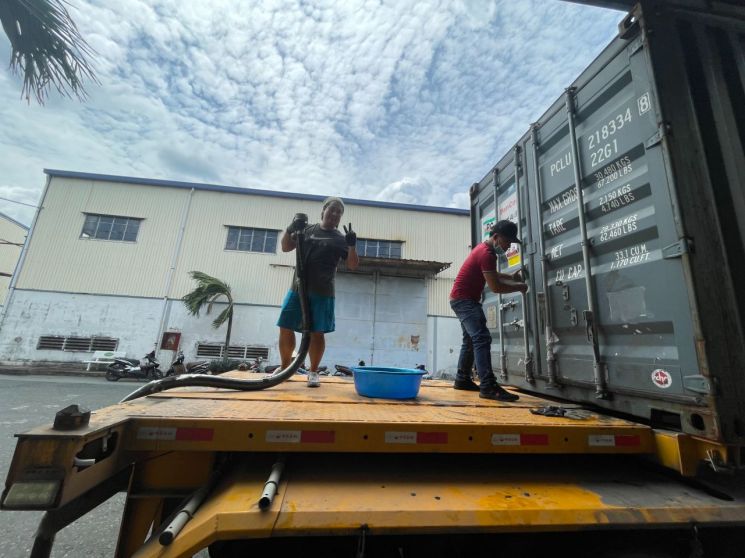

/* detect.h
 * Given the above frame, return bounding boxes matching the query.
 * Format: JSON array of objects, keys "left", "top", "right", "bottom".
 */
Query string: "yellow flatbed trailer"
[{"left": 4, "top": 375, "right": 745, "bottom": 557}]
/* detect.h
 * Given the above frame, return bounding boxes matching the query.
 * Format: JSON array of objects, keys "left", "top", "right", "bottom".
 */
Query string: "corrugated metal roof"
[
  {"left": 43, "top": 169, "right": 469, "bottom": 217},
  {"left": 340, "top": 257, "right": 451, "bottom": 278}
]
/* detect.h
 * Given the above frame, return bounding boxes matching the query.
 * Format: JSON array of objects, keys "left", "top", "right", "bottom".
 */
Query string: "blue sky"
[{"left": 0, "top": 0, "right": 623, "bottom": 226}]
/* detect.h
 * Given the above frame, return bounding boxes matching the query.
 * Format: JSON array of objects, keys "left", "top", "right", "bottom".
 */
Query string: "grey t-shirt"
[{"left": 291, "top": 223, "right": 348, "bottom": 297}]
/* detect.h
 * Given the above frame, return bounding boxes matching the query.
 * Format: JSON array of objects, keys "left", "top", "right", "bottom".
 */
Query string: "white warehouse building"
[
  {"left": 0, "top": 170, "right": 472, "bottom": 375},
  {"left": 0, "top": 211, "right": 28, "bottom": 307}
]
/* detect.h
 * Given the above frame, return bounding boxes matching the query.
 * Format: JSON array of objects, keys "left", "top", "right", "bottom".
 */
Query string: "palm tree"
[
  {"left": 0, "top": 0, "right": 98, "bottom": 103},
  {"left": 182, "top": 271, "right": 235, "bottom": 355}
]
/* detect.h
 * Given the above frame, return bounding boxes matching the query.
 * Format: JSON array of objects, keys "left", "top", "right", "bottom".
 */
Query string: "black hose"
[{"left": 121, "top": 224, "right": 312, "bottom": 403}]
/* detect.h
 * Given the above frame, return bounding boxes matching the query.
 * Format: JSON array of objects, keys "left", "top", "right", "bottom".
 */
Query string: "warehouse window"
[
  {"left": 81, "top": 214, "right": 141, "bottom": 242},
  {"left": 225, "top": 226, "right": 278, "bottom": 253},
  {"left": 357, "top": 238, "right": 402, "bottom": 259},
  {"left": 37, "top": 335, "right": 119, "bottom": 352},
  {"left": 196, "top": 343, "right": 269, "bottom": 360}
]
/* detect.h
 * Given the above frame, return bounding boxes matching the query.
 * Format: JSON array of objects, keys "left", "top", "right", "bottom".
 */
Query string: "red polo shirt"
[{"left": 450, "top": 242, "right": 497, "bottom": 301}]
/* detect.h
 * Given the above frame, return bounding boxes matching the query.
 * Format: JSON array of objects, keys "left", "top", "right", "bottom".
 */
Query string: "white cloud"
[{"left": 0, "top": 0, "right": 623, "bottom": 225}]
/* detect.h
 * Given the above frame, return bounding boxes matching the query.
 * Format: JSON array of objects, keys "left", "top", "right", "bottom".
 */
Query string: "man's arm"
[
  {"left": 281, "top": 229, "right": 297, "bottom": 252},
  {"left": 483, "top": 270, "right": 527, "bottom": 294},
  {"left": 346, "top": 246, "right": 359, "bottom": 270},
  {"left": 342, "top": 223, "right": 359, "bottom": 270}
]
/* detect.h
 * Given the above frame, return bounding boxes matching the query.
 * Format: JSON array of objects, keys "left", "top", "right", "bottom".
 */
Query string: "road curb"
[{"left": 0, "top": 367, "right": 105, "bottom": 377}]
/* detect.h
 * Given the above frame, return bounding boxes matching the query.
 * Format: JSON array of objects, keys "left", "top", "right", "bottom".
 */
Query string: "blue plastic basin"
[{"left": 352, "top": 366, "right": 426, "bottom": 399}]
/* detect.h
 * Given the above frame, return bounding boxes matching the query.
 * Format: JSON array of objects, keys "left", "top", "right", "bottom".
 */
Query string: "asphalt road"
[{"left": 0, "top": 374, "right": 209, "bottom": 557}]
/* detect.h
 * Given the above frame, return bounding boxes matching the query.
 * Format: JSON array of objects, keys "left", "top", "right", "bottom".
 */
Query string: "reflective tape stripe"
[
  {"left": 614, "top": 435, "right": 641, "bottom": 446},
  {"left": 417, "top": 432, "right": 448, "bottom": 444},
  {"left": 521, "top": 434, "right": 549, "bottom": 446},
  {"left": 266, "top": 430, "right": 335, "bottom": 443},
  {"left": 137, "top": 427, "right": 176, "bottom": 441},
  {"left": 491, "top": 434, "right": 520, "bottom": 446},
  {"left": 300, "top": 430, "right": 335, "bottom": 443},
  {"left": 385, "top": 431, "right": 448, "bottom": 444},
  {"left": 491, "top": 433, "right": 549, "bottom": 446},
  {"left": 136, "top": 427, "right": 213, "bottom": 441},
  {"left": 589, "top": 435, "right": 616, "bottom": 446},
  {"left": 175, "top": 428, "right": 213, "bottom": 441},
  {"left": 588, "top": 434, "right": 641, "bottom": 447}
]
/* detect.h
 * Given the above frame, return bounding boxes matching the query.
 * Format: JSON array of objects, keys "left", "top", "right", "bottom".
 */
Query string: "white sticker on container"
[
  {"left": 588, "top": 435, "right": 616, "bottom": 447},
  {"left": 137, "top": 427, "right": 176, "bottom": 441},
  {"left": 266, "top": 430, "right": 301, "bottom": 443},
  {"left": 385, "top": 431, "right": 417, "bottom": 444},
  {"left": 491, "top": 434, "right": 521, "bottom": 446}
]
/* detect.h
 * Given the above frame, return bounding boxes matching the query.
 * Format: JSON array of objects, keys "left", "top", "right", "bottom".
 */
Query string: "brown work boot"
[{"left": 479, "top": 385, "right": 519, "bottom": 402}]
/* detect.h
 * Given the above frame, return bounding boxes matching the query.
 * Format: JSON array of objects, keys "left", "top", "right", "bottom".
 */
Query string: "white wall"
[
  {"left": 427, "top": 315, "right": 465, "bottom": 378},
  {"left": 0, "top": 290, "right": 163, "bottom": 363},
  {"left": 162, "top": 299, "right": 281, "bottom": 362},
  {"left": 0, "top": 288, "right": 463, "bottom": 372}
]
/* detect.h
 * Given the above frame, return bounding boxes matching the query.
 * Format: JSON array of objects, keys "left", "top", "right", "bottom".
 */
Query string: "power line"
[{"left": 0, "top": 196, "right": 37, "bottom": 208}]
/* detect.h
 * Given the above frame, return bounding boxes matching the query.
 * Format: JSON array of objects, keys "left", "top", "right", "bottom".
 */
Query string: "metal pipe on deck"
[
  {"left": 159, "top": 483, "right": 212, "bottom": 546},
  {"left": 259, "top": 458, "right": 285, "bottom": 510}
]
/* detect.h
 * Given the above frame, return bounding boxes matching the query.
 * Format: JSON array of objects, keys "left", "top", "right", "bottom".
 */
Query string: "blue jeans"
[{"left": 450, "top": 299, "right": 496, "bottom": 390}]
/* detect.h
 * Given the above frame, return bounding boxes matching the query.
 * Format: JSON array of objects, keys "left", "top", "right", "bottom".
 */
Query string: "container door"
[{"left": 525, "top": 30, "right": 706, "bottom": 428}]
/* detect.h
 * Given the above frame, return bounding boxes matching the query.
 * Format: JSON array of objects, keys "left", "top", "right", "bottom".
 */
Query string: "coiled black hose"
[{"left": 121, "top": 220, "right": 312, "bottom": 402}]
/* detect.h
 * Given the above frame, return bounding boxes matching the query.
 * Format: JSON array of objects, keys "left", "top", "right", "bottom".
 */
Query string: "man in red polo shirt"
[{"left": 449, "top": 220, "right": 527, "bottom": 401}]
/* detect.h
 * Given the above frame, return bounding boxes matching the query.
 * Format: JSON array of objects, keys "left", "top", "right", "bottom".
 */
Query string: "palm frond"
[
  {"left": 211, "top": 305, "right": 233, "bottom": 330},
  {"left": 0, "top": 0, "right": 99, "bottom": 104},
  {"left": 182, "top": 271, "right": 233, "bottom": 318}
]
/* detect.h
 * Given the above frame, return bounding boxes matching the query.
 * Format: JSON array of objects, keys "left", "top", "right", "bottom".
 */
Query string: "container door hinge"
[
  {"left": 619, "top": 11, "right": 641, "bottom": 41},
  {"left": 683, "top": 375, "right": 712, "bottom": 395},
  {"left": 645, "top": 124, "right": 669, "bottom": 149},
  {"left": 662, "top": 238, "right": 692, "bottom": 259},
  {"left": 628, "top": 36, "right": 644, "bottom": 56}
]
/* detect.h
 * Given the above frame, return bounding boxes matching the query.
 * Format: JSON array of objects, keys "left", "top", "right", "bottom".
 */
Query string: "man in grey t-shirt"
[{"left": 276, "top": 197, "right": 359, "bottom": 387}]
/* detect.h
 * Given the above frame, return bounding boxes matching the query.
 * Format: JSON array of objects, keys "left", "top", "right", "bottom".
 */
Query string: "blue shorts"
[{"left": 276, "top": 290, "right": 336, "bottom": 333}]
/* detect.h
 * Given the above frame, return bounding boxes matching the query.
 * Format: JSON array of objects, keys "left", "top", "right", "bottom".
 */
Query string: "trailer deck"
[
  {"left": 5, "top": 374, "right": 745, "bottom": 557},
  {"left": 16, "top": 375, "right": 655, "bottom": 455}
]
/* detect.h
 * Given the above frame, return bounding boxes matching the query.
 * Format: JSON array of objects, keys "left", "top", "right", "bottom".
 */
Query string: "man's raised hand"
[{"left": 343, "top": 223, "right": 357, "bottom": 247}]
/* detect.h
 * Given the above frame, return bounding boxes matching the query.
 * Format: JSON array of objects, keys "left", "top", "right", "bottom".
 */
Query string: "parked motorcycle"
[
  {"left": 106, "top": 350, "right": 162, "bottom": 381},
  {"left": 164, "top": 350, "right": 210, "bottom": 376}
]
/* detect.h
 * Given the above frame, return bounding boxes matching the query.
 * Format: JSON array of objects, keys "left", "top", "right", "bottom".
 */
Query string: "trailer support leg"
[{"left": 30, "top": 466, "right": 131, "bottom": 558}]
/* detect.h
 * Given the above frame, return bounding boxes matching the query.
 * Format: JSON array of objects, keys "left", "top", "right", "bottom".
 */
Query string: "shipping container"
[{"left": 470, "top": 0, "right": 745, "bottom": 445}]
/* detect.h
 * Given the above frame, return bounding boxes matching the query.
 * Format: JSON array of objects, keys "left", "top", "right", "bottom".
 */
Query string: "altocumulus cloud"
[{"left": 0, "top": 0, "right": 621, "bottom": 224}]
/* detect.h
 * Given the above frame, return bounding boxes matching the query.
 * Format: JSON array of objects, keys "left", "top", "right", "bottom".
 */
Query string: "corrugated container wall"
[
  {"left": 16, "top": 176, "right": 468, "bottom": 316},
  {"left": 469, "top": 0, "right": 745, "bottom": 445}
]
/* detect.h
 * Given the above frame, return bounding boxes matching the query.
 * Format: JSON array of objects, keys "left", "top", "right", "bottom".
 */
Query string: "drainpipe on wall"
[
  {"left": 369, "top": 271, "right": 379, "bottom": 365},
  {"left": 154, "top": 188, "right": 195, "bottom": 359},
  {"left": 0, "top": 174, "right": 51, "bottom": 332}
]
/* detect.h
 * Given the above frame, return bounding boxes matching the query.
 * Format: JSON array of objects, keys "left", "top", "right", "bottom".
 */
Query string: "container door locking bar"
[{"left": 565, "top": 87, "right": 608, "bottom": 399}]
